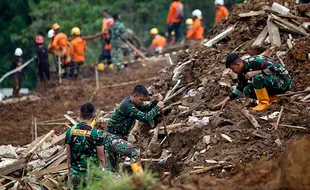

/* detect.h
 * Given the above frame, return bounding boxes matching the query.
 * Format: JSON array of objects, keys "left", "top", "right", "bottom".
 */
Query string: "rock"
[{"left": 203, "top": 135, "right": 211, "bottom": 145}]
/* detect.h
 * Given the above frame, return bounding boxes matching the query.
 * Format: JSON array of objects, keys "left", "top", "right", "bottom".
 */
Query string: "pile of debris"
[
  {"left": 137, "top": 0, "right": 310, "bottom": 184},
  {"left": 0, "top": 130, "right": 67, "bottom": 189}
]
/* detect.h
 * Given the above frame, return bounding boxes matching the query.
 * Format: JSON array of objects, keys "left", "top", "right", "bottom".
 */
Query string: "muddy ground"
[{"left": 0, "top": 61, "right": 166, "bottom": 146}]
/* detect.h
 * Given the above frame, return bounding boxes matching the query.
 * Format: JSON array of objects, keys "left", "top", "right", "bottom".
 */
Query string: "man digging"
[{"left": 213, "top": 53, "right": 292, "bottom": 111}]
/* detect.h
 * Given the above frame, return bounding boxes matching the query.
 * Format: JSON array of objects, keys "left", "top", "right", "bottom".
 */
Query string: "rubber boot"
[
  {"left": 252, "top": 88, "right": 270, "bottom": 111},
  {"left": 269, "top": 95, "right": 278, "bottom": 103},
  {"left": 108, "top": 64, "right": 114, "bottom": 70},
  {"left": 130, "top": 161, "right": 144, "bottom": 175}
]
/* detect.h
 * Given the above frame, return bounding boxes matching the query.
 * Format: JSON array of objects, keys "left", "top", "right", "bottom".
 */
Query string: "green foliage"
[{"left": 81, "top": 162, "right": 157, "bottom": 190}]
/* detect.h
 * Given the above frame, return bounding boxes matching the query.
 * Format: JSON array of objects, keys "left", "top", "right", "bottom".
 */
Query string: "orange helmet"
[{"left": 35, "top": 35, "right": 44, "bottom": 44}]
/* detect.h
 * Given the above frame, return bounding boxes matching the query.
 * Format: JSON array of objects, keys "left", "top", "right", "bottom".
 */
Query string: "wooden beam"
[
  {"left": 30, "top": 163, "right": 67, "bottom": 177},
  {"left": 44, "top": 133, "right": 66, "bottom": 150},
  {"left": 267, "top": 17, "right": 281, "bottom": 47},
  {"left": 0, "top": 158, "right": 27, "bottom": 176},
  {"left": 238, "top": 11, "right": 265, "bottom": 18},
  {"left": 204, "top": 26, "right": 235, "bottom": 47},
  {"left": 252, "top": 26, "right": 268, "bottom": 48},
  {"left": 23, "top": 130, "right": 55, "bottom": 158},
  {"left": 271, "top": 13, "right": 309, "bottom": 36},
  {"left": 242, "top": 109, "right": 261, "bottom": 129}
]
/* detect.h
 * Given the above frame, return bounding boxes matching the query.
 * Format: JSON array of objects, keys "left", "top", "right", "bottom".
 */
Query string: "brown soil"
[{"left": 0, "top": 61, "right": 166, "bottom": 146}]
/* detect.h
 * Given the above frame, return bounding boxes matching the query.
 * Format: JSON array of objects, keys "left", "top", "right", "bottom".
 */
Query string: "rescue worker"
[
  {"left": 35, "top": 36, "right": 50, "bottom": 89},
  {"left": 98, "top": 8, "right": 114, "bottom": 71},
  {"left": 109, "top": 14, "right": 134, "bottom": 70},
  {"left": 48, "top": 23, "right": 70, "bottom": 78},
  {"left": 213, "top": 53, "right": 292, "bottom": 111},
  {"left": 70, "top": 27, "right": 86, "bottom": 78},
  {"left": 149, "top": 28, "right": 167, "bottom": 54},
  {"left": 186, "top": 9, "right": 204, "bottom": 44},
  {"left": 167, "top": 0, "right": 184, "bottom": 44},
  {"left": 65, "top": 102, "right": 107, "bottom": 189},
  {"left": 11, "top": 48, "right": 24, "bottom": 97},
  {"left": 105, "top": 85, "right": 164, "bottom": 173},
  {"left": 214, "top": 0, "right": 229, "bottom": 24}
]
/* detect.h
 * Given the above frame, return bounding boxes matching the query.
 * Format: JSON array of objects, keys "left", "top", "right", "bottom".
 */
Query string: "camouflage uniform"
[
  {"left": 109, "top": 21, "right": 134, "bottom": 69},
  {"left": 65, "top": 122, "right": 106, "bottom": 189},
  {"left": 105, "top": 97, "right": 160, "bottom": 171},
  {"left": 229, "top": 56, "right": 292, "bottom": 100}
]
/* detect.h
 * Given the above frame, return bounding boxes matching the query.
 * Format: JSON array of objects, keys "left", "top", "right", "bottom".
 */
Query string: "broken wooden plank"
[
  {"left": 267, "top": 16, "right": 281, "bottom": 47},
  {"left": 221, "top": 134, "right": 233, "bottom": 143},
  {"left": 287, "top": 34, "right": 293, "bottom": 49},
  {"left": 204, "top": 26, "right": 235, "bottom": 47},
  {"left": 252, "top": 26, "right": 269, "bottom": 48},
  {"left": 274, "top": 106, "right": 284, "bottom": 130},
  {"left": 190, "top": 164, "right": 222, "bottom": 174},
  {"left": 64, "top": 114, "right": 78, "bottom": 125},
  {"left": 23, "top": 130, "right": 55, "bottom": 158},
  {"left": 277, "top": 89, "right": 310, "bottom": 97},
  {"left": 271, "top": 13, "right": 309, "bottom": 36},
  {"left": 0, "top": 158, "right": 27, "bottom": 176},
  {"left": 44, "top": 133, "right": 66, "bottom": 150},
  {"left": 30, "top": 163, "right": 67, "bottom": 177},
  {"left": 242, "top": 109, "right": 261, "bottom": 129},
  {"left": 48, "top": 154, "right": 67, "bottom": 168},
  {"left": 238, "top": 11, "right": 265, "bottom": 17},
  {"left": 271, "top": 123, "right": 308, "bottom": 130}
]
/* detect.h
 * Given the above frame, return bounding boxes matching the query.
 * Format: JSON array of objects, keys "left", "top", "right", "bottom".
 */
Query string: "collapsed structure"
[{"left": 0, "top": 0, "right": 310, "bottom": 189}]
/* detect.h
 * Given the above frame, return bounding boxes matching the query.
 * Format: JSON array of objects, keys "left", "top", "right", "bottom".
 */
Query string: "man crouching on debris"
[
  {"left": 105, "top": 85, "right": 164, "bottom": 174},
  {"left": 213, "top": 53, "right": 291, "bottom": 111},
  {"left": 65, "top": 102, "right": 107, "bottom": 189}
]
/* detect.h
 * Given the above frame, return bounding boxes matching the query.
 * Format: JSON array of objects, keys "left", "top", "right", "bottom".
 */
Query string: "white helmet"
[
  {"left": 48, "top": 29, "right": 55, "bottom": 38},
  {"left": 192, "top": 9, "right": 202, "bottom": 19},
  {"left": 215, "top": 0, "right": 224, "bottom": 5},
  {"left": 14, "top": 48, "right": 23, "bottom": 56}
]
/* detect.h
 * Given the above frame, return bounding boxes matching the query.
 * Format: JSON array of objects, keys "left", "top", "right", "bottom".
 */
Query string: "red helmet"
[{"left": 35, "top": 35, "right": 44, "bottom": 44}]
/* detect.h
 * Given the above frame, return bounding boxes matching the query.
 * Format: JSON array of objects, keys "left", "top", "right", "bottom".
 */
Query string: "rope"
[{"left": 0, "top": 57, "right": 35, "bottom": 84}]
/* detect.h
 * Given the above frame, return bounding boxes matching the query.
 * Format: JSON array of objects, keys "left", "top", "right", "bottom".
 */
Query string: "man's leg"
[
  {"left": 167, "top": 24, "right": 173, "bottom": 44},
  {"left": 174, "top": 22, "right": 181, "bottom": 43},
  {"left": 106, "top": 133, "right": 141, "bottom": 173},
  {"left": 243, "top": 84, "right": 256, "bottom": 99}
]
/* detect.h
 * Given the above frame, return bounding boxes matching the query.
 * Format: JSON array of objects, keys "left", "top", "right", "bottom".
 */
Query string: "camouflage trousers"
[
  {"left": 244, "top": 74, "right": 291, "bottom": 99},
  {"left": 70, "top": 174, "right": 86, "bottom": 190},
  {"left": 104, "top": 133, "right": 140, "bottom": 172},
  {"left": 111, "top": 43, "right": 134, "bottom": 70}
]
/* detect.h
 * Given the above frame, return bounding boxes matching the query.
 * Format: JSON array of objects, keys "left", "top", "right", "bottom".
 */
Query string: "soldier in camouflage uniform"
[
  {"left": 105, "top": 85, "right": 164, "bottom": 173},
  {"left": 214, "top": 53, "right": 292, "bottom": 111},
  {"left": 65, "top": 102, "right": 107, "bottom": 189},
  {"left": 109, "top": 14, "right": 134, "bottom": 70}
]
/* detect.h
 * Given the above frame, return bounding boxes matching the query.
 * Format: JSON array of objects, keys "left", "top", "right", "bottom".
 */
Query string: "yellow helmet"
[
  {"left": 71, "top": 27, "right": 81, "bottom": 35},
  {"left": 97, "top": 63, "right": 105, "bottom": 71},
  {"left": 52, "top": 23, "right": 60, "bottom": 30},
  {"left": 150, "top": 28, "right": 159, "bottom": 35},
  {"left": 186, "top": 18, "right": 193, "bottom": 25}
]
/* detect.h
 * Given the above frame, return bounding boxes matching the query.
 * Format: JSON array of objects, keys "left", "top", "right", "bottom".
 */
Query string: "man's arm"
[
  {"left": 128, "top": 104, "right": 160, "bottom": 122},
  {"left": 66, "top": 144, "right": 71, "bottom": 175},
  {"left": 96, "top": 146, "right": 107, "bottom": 168},
  {"left": 136, "top": 100, "right": 158, "bottom": 112}
]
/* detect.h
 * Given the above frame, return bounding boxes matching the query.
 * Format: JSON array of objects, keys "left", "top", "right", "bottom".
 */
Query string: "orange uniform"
[
  {"left": 70, "top": 36, "right": 86, "bottom": 62},
  {"left": 186, "top": 19, "right": 204, "bottom": 40},
  {"left": 167, "top": 1, "right": 184, "bottom": 24},
  {"left": 49, "top": 32, "right": 68, "bottom": 56},
  {"left": 151, "top": 35, "right": 167, "bottom": 49},
  {"left": 215, "top": 5, "right": 229, "bottom": 23},
  {"left": 102, "top": 17, "right": 114, "bottom": 35}
]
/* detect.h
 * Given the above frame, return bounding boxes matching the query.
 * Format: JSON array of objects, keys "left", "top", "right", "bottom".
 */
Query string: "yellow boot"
[
  {"left": 97, "top": 63, "right": 105, "bottom": 71},
  {"left": 252, "top": 88, "right": 270, "bottom": 111},
  {"left": 108, "top": 64, "right": 114, "bottom": 70},
  {"left": 269, "top": 95, "right": 278, "bottom": 103},
  {"left": 130, "top": 161, "right": 144, "bottom": 175}
]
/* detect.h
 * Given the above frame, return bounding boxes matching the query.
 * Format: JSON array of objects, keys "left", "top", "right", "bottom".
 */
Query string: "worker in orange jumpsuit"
[
  {"left": 214, "top": 0, "right": 229, "bottom": 24},
  {"left": 167, "top": 0, "right": 184, "bottom": 44},
  {"left": 48, "top": 23, "right": 70, "bottom": 78},
  {"left": 149, "top": 28, "right": 167, "bottom": 54},
  {"left": 186, "top": 9, "right": 204, "bottom": 45},
  {"left": 70, "top": 27, "right": 87, "bottom": 78},
  {"left": 98, "top": 8, "right": 114, "bottom": 71}
]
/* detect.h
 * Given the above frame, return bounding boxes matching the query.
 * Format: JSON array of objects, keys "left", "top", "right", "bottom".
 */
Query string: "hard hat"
[
  {"left": 52, "top": 23, "right": 60, "bottom": 30},
  {"left": 35, "top": 35, "right": 44, "bottom": 44},
  {"left": 150, "top": 28, "right": 159, "bottom": 35},
  {"left": 14, "top": 48, "right": 23, "bottom": 56},
  {"left": 48, "top": 29, "right": 55, "bottom": 38},
  {"left": 215, "top": 0, "right": 224, "bottom": 5},
  {"left": 186, "top": 18, "right": 194, "bottom": 25},
  {"left": 97, "top": 63, "right": 105, "bottom": 71},
  {"left": 71, "top": 27, "right": 81, "bottom": 35},
  {"left": 192, "top": 9, "right": 202, "bottom": 19}
]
